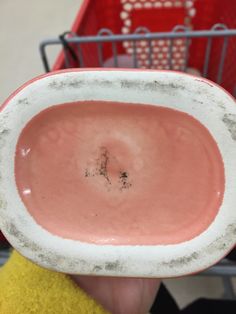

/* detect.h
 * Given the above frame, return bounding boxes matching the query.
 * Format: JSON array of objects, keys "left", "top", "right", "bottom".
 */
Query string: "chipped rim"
[{"left": 0, "top": 69, "right": 236, "bottom": 277}]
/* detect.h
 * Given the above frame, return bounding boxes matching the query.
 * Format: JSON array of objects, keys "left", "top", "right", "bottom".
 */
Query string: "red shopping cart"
[
  {"left": 40, "top": 0, "right": 236, "bottom": 95},
  {"left": 38, "top": 0, "right": 236, "bottom": 299}
]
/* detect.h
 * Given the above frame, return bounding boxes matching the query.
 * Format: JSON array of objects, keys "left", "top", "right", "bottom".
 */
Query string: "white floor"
[
  {"left": 0, "top": 0, "right": 80, "bottom": 104},
  {"left": 164, "top": 276, "right": 225, "bottom": 309},
  {"left": 0, "top": 0, "right": 235, "bottom": 310}
]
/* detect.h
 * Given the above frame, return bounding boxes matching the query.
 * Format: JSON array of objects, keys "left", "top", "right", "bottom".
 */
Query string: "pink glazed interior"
[{"left": 15, "top": 100, "right": 224, "bottom": 245}]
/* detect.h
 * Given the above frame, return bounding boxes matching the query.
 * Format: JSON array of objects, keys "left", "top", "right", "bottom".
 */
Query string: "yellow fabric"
[{"left": 0, "top": 250, "right": 109, "bottom": 314}]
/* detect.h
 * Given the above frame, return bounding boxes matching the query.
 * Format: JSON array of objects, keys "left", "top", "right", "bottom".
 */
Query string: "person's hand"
[{"left": 72, "top": 275, "right": 160, "bottom": 314}]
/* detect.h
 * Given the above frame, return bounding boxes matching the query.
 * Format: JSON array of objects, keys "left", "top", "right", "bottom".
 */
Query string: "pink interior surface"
[{"left": 15, "top": 101, "right": 225, "bottom": 245}]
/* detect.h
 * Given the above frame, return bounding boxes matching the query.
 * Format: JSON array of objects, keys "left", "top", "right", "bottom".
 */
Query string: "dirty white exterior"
[{"left": 0, "top": 69, "right": 236, "bottom": 277}]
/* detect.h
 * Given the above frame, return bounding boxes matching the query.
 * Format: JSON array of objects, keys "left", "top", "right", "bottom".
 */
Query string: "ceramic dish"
[{"left": 0, "top": 69, "right": 236, "bottom": 277}]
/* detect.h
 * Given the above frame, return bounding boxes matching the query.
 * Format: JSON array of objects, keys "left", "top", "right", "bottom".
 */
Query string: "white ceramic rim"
[{"left": 0, "top": 69, "right": 236, "bottom": 277}]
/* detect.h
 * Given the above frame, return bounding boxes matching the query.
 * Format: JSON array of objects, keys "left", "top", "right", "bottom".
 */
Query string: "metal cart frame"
[{"left": 40, "top": 24, "right": 236, "bottom": 91}]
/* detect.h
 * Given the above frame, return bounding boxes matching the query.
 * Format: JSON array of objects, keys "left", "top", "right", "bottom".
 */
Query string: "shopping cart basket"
[{"left": 40, "top": 0, "right": 236, "bottom": 95}]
